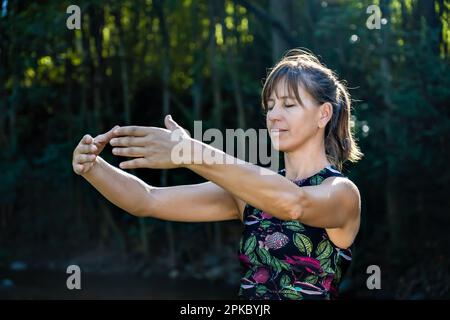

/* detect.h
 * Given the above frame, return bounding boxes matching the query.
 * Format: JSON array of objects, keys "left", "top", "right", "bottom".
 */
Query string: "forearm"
[
  {"left": 81, "top": 156, "right": 154, "bottom": 216},
  {"left": 183, "top": 139, "right": 303, "bottom": 220}
]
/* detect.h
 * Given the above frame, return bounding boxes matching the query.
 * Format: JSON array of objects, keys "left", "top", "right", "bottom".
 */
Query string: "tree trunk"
[
  {"left": 155, "top": 0, "right": 176, "bottom": 269},
  {"left": 380, "top": 0, "right": 403, "bottom": 256},
  {"left": 270, "top": 0, "right": 291, "bottom": 63},
  {"left": 0, "top": 9, "right": 8, "bottom": 148},
  {"left": 88, "top": 5, "right": 104, "bottom": 130},
  {"left": 208, "top": 0, "right": 223, "bottom": 252},
  {"left": 191, "top": 0, "right": 203, "bottom": 121},
  {"left": 80, "top": 9, "right": 93, "bottom": 129},
  {"left": 113, "top": 8, "right": 131, "bottom": 125},
  {"left": 209, "top": 0, "right": 224, "bottom": 129}
]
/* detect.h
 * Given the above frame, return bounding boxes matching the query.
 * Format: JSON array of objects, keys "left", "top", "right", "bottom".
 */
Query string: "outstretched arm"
[{"left": 111, "top": 115, "right": 360, "bottom": 231}]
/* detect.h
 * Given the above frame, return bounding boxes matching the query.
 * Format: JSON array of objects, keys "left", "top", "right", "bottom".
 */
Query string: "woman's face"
[{"left": 266, "top": 79, "right": 322, "bottom": 152}]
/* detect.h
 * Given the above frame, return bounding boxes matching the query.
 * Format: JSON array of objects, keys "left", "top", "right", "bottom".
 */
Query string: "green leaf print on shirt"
[
  {"left": 260, "top": 220, "right": 271, "bottom": 229},
  {"left": 319, "top": 258, "right": 335, "bottom": 274},
  {"left": 280, "top": 274, "right": 291, "bottom": 288},
  {"left": 281, "top": 288, "right": 302, "bottom": 299},
  {"left": 248, "top": 252, "right": 262, "bottom": 267},
  {"left": 310, "top": 175, "right": 325, "bottom": 185},
  {"left": 316, "top": 239, "right": 333, "bottom": 260},
  {"left": 256, "top": 247, "right": 272, "bottom": 265},
  {"left": 304, "top": 274, "right": 319, "bottom": 284},
  {"left": 282, "top": 221, "right": 305, "bottom": 232},
  {"left": 244, "top": 235, "right": 257, "bottom": 255},
  {"left": 293, "top": 233, "right": 313, "bottom": 256},
  {"left": 256, "top": 285, "right": 268, "bottom": 295},
  {"left": 271, "top": 256, "right": 290, "bottom": 273}
]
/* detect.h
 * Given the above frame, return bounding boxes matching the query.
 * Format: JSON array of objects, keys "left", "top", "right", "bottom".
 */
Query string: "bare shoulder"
[
  {"left": 322, "top": 176, "right": 361, "bottom": 217},
  {"left": 323, "top": 177, "right": 361, "bottom": 248}
]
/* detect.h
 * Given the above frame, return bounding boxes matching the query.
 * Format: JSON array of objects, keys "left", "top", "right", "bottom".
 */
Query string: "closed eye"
[{"left": 267, "top": 104, "right": 296, "bottom": 111}]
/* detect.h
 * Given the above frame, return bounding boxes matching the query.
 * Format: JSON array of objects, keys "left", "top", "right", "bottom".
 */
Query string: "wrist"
[{"left": 81, "top": 156, "right": 102, "bottom": 178}]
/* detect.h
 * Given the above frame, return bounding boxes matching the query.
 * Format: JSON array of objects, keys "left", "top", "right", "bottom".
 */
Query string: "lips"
[{"left": 270, "top": 129, "right": 288, "bottom": 133}]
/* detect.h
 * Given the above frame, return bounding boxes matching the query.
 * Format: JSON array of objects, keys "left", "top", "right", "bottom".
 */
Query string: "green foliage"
[{"left": 0, "top": 0, "right": 449, "bottom": 298}]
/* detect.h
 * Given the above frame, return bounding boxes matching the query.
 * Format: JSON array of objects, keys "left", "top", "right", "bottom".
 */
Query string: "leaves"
[
  {"left": 304, "top": 275, "right": 319, "bottom": 284},
  {"left": 309, "top": 175, "right": 324, "bottom": 185},
  {"left": 280, "top": 274, "right": 291, "bottom": 288},
  {"left": 260, "top": 220, "right": 272, "bottom": 229},
  {"left": 256, "top": 247, "right": 272, "bottom": 265},
  {"left": 319, "top": 258, "right": 334, "bottom": 275},
  {"left": 316, "top": 239, "right": 333, "bottom": 260},
  {"left": 248, "top": 252, "right": 262, "bottom": 267},
  {"left": 293, "top": 234, "right": 313, "bottom": 256},
  {"left": 335, "top": 267, "right": 342, "bottom": 283},
  {"left": 256, "top": 285, "right": 268, "bottom": 296},
  {"left": 244, "top": 235, "right": 257, "bottom": 255},
  {"left": 280, "top": 288, "right": 302, "bottom": 300},
  {"left": 283, "top": 221, "right": 305, "bottom": 232},
  {"left": 270, "top": 256, "right": 290, "bottom": 273}
]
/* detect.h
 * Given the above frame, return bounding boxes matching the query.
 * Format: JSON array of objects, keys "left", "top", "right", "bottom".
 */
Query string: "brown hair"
[{"left": 261, "top": 48, "right": 363, "bottom": 171}]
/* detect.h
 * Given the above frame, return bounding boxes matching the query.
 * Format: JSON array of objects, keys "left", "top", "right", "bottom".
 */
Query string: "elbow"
[
  {"left": 128, "top": 205, "right": 147, "bottom": 217},
  {"left": 132, "top": 199, "right": 155, "bottom": 217},
  {"left": 285, "top": 189, "right": 306, "bottom": 221},
  {"left": 130, "top": 192, "right": 156, "bottom": 218},
  {"left": 131, "top": 203, "right": 153, "bottom": 218}
]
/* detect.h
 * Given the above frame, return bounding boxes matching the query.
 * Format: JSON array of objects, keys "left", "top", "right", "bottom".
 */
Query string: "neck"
[{"left": 283, "top": 137, "right": 331, "bottom": 181}]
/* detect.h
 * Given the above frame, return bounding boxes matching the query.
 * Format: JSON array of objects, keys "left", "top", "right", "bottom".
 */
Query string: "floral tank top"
[{"left": 238, "top": 165, "right": 353, "bottom": 300}]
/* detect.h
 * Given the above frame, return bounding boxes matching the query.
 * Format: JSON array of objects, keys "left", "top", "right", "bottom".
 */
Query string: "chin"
[{"left": 271, "top": 141, "right": 292, "bottom": 152}]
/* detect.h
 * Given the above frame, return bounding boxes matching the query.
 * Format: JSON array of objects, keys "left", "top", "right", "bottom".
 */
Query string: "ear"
[{"left": 318, "top": 102, "right": 333, "bottom": 129}]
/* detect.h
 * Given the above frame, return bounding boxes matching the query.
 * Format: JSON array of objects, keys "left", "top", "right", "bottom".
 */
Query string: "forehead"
[
  {"left": 268, "top": 78, "right": 302, "bottom": 100},
  {"left": 270, "top": 79, "right": 300, "bottom": 100}
]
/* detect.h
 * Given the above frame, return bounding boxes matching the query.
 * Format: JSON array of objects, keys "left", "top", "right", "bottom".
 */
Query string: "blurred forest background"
[{"left": 0, "top": 0, "right": 449, "bottom": 299}]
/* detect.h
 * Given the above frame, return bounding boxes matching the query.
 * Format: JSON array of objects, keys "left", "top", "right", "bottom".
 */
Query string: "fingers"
[
  {"left": 119, "top": 158, "right": 148, "bottom": 169},
  {"left": 110, "top": 136, "right": 147, "bottom": 147},
  {"left": 78, "top": 144, "right": 98, "bottom": 154},
  {"left": 112, "top": 147, "right": 147, "bottom": 157},
  {"left": 73, "top": 134, "right": 98, "bottom": 175},
  {"left": 113, "top": 126, "right": 153, "bottom": 137},
  {"left": 73, "top": 162, "right": 94, "bottom": 175},
  {"left": 75, "top": 153, "right": 97, "bottom": 164},
  {"left": 73, "top": 163, "right": 84, "bottom": 175},
  {"left": 82, "top": 134, "right": 93, "bottom": 145}
]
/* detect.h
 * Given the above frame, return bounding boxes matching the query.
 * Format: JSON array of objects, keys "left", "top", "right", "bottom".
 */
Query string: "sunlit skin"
[{"left": 72, "top": 79, "right": 360, "bottom": 249}]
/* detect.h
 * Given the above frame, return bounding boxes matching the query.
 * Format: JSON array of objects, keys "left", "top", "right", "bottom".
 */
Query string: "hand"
[
  {"left": 72, "top": 125, "right": 119, "bottom": 175},
  {"left": 110, "top": 115, "right": 191, "bottom": 170}
]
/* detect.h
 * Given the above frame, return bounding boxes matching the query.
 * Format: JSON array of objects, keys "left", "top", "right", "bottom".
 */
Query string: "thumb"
[{"left": 164, "top": 114, "right": 180, "bottom": 131}]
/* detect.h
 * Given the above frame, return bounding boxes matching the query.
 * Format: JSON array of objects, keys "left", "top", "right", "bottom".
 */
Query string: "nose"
[{"left": 267, "top": 103, "right": 283, "bottom": 122}]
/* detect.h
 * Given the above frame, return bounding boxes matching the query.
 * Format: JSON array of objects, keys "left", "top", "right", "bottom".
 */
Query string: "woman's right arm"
[{"left": 81, "top": 156, "right": 243, "bottom": 222}]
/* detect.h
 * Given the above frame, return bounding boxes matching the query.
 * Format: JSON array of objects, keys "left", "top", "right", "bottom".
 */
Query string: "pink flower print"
[
  {"left": 260, "top": 211, "right": 273, "bottom": 219},
  {"left": 284, "top": 255, "right": 323, "bottom": 274},
  {"left": 321, "top": 274, "right": 334, "bottom": 291},
  {"left": 263, "top": 232, "right": 289, "bottom": 250},
  {"left": 253, "top": 267, "right": 270, "bottom": 284},
  {"left": 239, "top": 254, "right": 251, "bottom": 267}
]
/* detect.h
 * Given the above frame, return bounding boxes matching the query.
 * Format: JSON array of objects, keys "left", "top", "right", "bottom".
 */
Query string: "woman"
[{"left": 72, "top": 49, "right": 362, "bottom": 300}]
